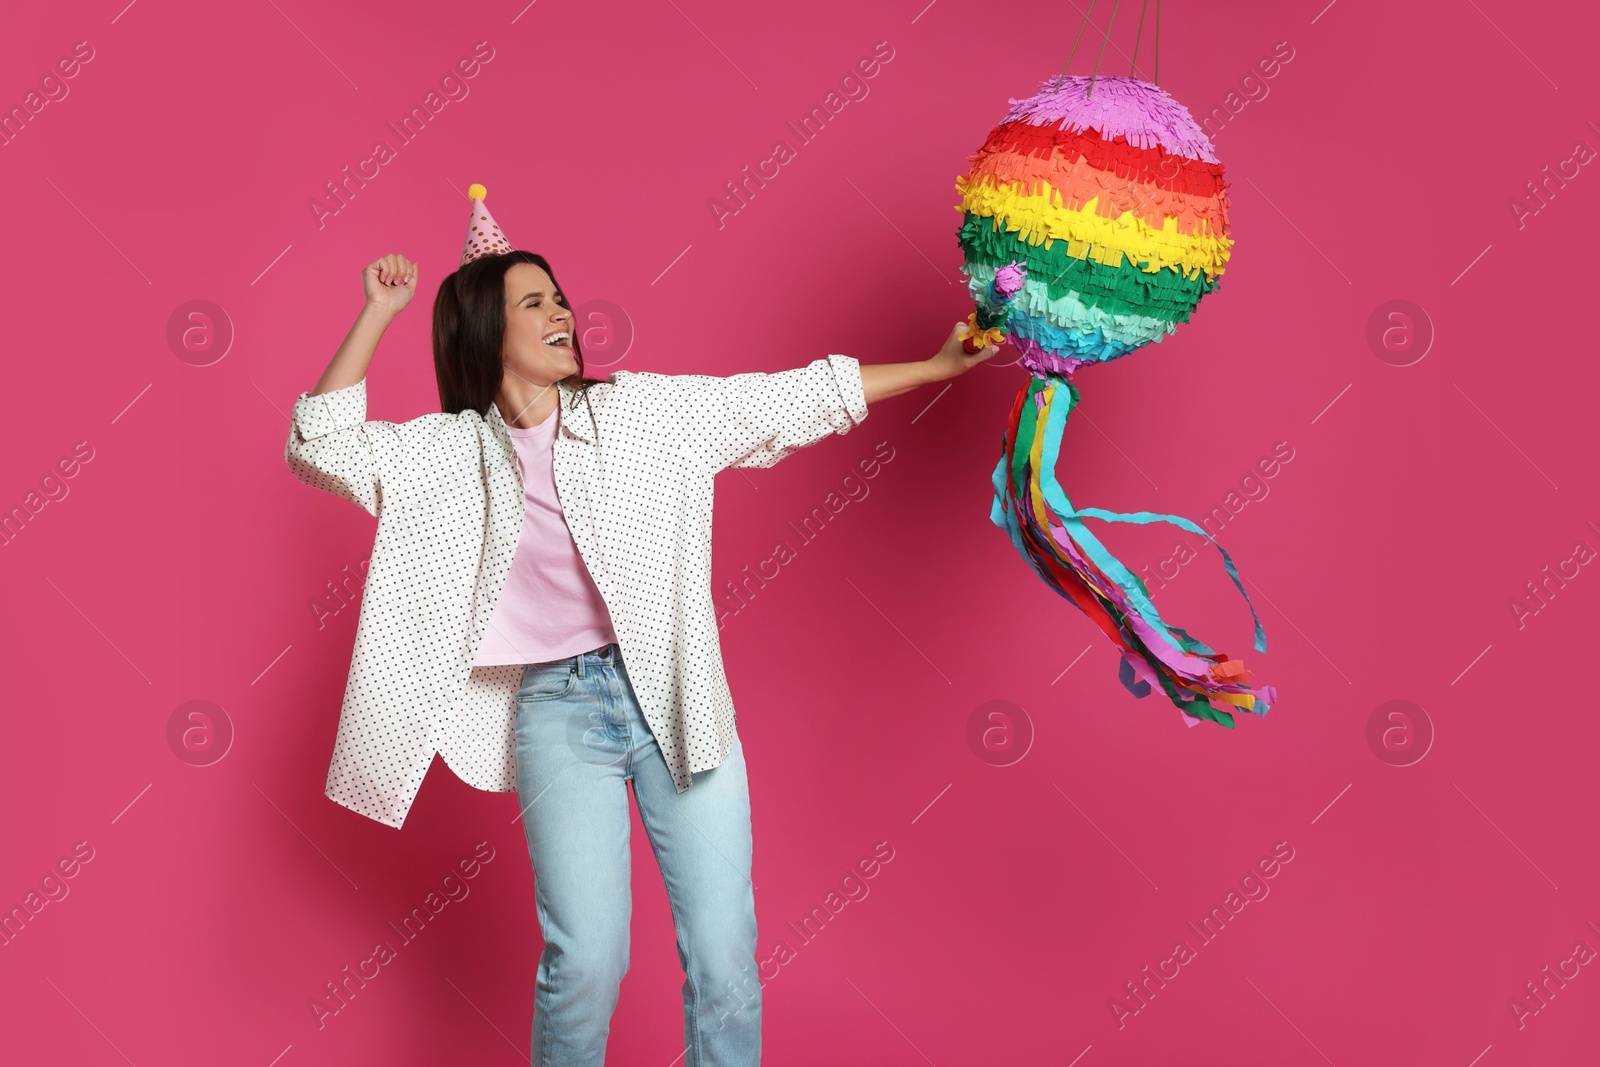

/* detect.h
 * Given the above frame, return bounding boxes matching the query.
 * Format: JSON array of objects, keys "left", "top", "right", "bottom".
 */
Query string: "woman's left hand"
[{"left": 926, "top": 321, "right": 1000, "bottom": 382}]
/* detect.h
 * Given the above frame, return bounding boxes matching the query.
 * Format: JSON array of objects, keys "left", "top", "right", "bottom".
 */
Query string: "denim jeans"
[{"left": 513, "top": 642, "right": 762, "bottom": 1066}]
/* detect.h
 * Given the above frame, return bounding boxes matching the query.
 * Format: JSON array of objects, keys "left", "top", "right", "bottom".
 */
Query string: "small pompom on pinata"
[
  {"left": 962, "top": 260, "right": 1030, "bottom": 353},
  {"left": 956, "top": 59, "right": 1278, "bottom": 728}
]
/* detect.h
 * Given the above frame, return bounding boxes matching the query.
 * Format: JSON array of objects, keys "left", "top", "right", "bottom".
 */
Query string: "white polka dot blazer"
[{"left": 284, "top": 354, "right": 869, "bottom": 829}]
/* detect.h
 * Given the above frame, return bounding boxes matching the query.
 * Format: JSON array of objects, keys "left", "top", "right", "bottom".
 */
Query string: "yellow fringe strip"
[{"left": 958, "top": 176, "right": 1234, "bottom": 279}]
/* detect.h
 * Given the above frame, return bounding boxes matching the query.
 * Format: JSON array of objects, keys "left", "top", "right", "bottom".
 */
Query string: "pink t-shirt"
[{"left": 472, "top": 403, "right": 618, "bottom": 666}]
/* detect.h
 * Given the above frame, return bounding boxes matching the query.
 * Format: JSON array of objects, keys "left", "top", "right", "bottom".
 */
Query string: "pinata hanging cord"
[
  {"left": 1015, "top": 374, "right": 1267, "bottom": 656},
  {"left": 1062, "top": 0, "right": 1160, "bottom": 94}
]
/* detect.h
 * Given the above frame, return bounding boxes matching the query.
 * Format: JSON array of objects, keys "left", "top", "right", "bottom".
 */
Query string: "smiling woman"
[
  {"left": 283, "top": 184, "right": 998, "bottom": 1065},
  {"left": 432, "top": 252, "right": 595, "bottom": 429}
]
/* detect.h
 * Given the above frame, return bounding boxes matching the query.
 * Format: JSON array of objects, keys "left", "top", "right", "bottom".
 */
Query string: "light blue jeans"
[{"left": 513, "top": 642, "right": 762, "bottom": 1066}]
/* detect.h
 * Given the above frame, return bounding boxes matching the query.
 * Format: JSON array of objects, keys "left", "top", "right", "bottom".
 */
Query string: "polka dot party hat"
[{"left": 461, "top": 183, "right": 513, "bottom": 264}]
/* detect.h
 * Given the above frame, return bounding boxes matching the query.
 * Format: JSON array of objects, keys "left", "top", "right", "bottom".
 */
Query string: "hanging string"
[
  {"left": 1129, "top": 0, "right": 1149, "bottom": 77},
  {"left": 1085, "top": 0, "right": 1120, "bottom": 98},
  {"left": 1062, "top": 0, "right": 1099, "bottom": 83},
  {"left": 1063, "top": 0, "right": 1153, "bottom": 92}
]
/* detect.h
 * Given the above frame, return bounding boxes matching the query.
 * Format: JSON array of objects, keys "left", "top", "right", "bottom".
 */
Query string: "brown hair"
[{"left": 431, "top": 250, "right": 606, "bottom": 428}]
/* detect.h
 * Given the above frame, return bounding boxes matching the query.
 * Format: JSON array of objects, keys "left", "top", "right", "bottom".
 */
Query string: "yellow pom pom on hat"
[{"left": 461, "top": 182, "right": 512, "bottom": 265}]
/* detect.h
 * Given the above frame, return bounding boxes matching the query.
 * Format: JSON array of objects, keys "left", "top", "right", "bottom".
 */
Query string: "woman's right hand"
[{"left": 362, "top": 254, "right": 419, "bottom": 317}]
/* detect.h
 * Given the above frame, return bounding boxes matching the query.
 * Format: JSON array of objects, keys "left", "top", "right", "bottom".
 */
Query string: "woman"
[{"left": 285, "top": 248, "right": 997, "bottom": 1065}]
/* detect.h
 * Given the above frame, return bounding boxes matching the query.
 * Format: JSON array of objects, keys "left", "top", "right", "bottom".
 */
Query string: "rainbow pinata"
[{"left": 956, "top": 74, "right": 1278, "bottom": 728}]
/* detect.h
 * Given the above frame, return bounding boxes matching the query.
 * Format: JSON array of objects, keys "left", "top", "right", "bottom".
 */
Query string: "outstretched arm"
[
  {"left": 859, "top": 322, "right": 999, "bottom": 406},
  {"left": 664, "top": 323, "right": 1001, "bottom": 473}
]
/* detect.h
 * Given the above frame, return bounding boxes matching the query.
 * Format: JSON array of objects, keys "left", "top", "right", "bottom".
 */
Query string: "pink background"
[{"left": 3, "top": 0, "right": 1597, "bottom": 1063}]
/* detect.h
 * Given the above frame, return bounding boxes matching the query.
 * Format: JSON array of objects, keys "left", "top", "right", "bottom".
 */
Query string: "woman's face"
[{"left": 501, "top": 261, "right": 577, "bottom": 387}]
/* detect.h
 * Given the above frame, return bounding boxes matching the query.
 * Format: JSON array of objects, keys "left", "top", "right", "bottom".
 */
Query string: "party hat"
[{"left": 461, "top": 183, "right": 513, "bottom": 264}]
